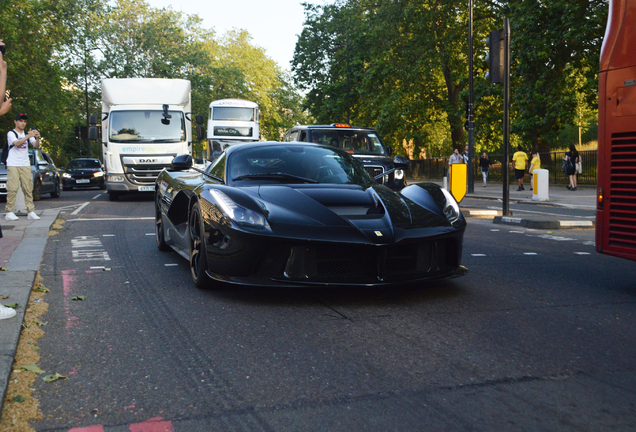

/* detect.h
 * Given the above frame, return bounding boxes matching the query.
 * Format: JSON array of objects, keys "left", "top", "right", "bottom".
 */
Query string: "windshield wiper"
[
  {"left": 152, "top": 138, "right": 182, "bottom": 143},
  {"left": 232, "top": 172, "right": 318, "bottom": 184}
]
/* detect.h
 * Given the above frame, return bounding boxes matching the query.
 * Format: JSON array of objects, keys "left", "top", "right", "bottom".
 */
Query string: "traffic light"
[
  {"left": 486, "top": 29, "right": 504, "bottom": 84},
  {"left": 464, "top": 102, "right": 473, "bottom": 131}
]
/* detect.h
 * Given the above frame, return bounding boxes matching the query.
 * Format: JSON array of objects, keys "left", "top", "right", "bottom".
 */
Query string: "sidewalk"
[
  {"left": 0, "top": 209, "right": 60, "bottom": 413},
  {"left": 409, "top": 179, "right": 597, "bottom": 228}
]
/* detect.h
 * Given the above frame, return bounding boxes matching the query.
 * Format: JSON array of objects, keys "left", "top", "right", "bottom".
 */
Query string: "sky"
[{"left": 144, "top": 0, "right": 326, "bottom": 70}]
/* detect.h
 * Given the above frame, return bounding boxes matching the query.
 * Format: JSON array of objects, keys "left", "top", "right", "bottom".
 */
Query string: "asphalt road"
[{"left": 27, "top": 189, "right": 636, "bottom": 431}]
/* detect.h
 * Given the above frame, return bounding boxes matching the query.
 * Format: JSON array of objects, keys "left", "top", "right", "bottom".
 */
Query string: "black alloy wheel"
[
  {"left": 189, "top": 201, "right": 213, "bottom": 289},
  {"left": 32, "top": 178, "right": 42, "bottom": 201},
  {"left": 155, "top": 192, "right": 170, "bottom": 251},
  {"left": 51, "top": 179, "right": 61, "bottom": 198}
]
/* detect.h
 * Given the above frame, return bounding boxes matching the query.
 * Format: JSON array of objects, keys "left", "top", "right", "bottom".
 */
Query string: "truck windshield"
[
  {"left": 212, "top": 107, "right": 255, "bottom": 121},
  {"left": 109, "top": 110, "right": 185, "bottom": 143}
]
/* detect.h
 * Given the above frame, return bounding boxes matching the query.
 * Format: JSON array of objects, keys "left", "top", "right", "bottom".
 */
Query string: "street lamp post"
[{"left": 467, "top": 0, "right": 474, "bottom": 193}]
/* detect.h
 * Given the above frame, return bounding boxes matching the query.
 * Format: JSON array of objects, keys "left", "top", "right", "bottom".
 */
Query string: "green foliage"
[
  {"left": 293, "top": 0, "right": 607, "bottom": 158},
  {"left": 0, "top": 0, "right": 307, "bottom": 162}
]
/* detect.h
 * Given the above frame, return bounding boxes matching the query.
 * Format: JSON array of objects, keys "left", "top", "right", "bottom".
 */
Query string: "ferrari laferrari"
[{"left": 155, "top": 142, "right": 466, "bottom": 289}]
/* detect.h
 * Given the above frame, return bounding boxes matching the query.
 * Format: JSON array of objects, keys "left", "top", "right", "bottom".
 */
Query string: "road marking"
[
  {"left": 71, "top": 236, "right": 111, "bottom": 262},
  {"left": 145, "top": 233, "right": 154, "bottom": 236},
  {"left": 487, "top": 206, "right": 595, "bottom": 219},
  {"left": 574, "top": 252, "right": 591, "bottom": 255},
  {"left": 536, "top": 234, "right": 575, "bottom": 241},
  {"left": 92, "top": 193, "right": 102, "bottom": 200},
  {"left": 490, "top": 229, "right": 500, "bottom": 232},
  {"left": 523, "top": 252, "right": 538, "bottom": 255},
  {"left": 102, "top": 234, "right": 115, "bottom": 237},
  {"left": 90, "top": 266, "right": 105, "bottom": 269},
  {"left": 510, "top": 230, "right": 525, "bottom": 234},
  {"left": 165, "top": 263, "right": 179, "bottom": 267},
  {"left": 471, "top": 254, "right": 487, "bottom": 257},
  {"left": 67, "top": 217, "right": 154, "bottom": 221},
  {"left": 71, "top": 202, "right": 91, "bottom": 215}
]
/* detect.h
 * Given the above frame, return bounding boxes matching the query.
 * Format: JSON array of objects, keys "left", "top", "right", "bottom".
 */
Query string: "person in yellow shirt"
[
  {"left": 512, "top": 146, "right": 528, "bottom": 191},
  {"left": 528, "top": 150, "right": 541, "bottom": 190}
]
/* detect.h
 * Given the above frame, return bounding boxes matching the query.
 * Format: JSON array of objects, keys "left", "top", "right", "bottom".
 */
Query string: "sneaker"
[
  {"left": 566, "top": 185, "right": 572, "bottom": 190},
  {"left": 0, "top": 304, "right": 17, "bottom": 320},
  {"left": 517, "top": 187, "right": 523, "bottom": 191},
  {"left": 5, "top": 212, "right": 18, "bottom": 221},
  {"left": 27, "top": 212, "right": 41, "bottom": 220},
  {"left": 572, "top": 187, "right": 577, "bottom": 191}
]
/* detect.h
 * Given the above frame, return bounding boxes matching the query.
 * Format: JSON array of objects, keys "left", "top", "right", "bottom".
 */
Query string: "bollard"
[
  {"left": 443, "top": 176, "right": 448, "bottom": 190},
  {"left": 532, "top": 169, "right": 549, "bottom": 201}
]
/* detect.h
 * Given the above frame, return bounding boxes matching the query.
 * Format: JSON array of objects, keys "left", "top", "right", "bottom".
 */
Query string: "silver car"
[{"left": 0, "top": 149, "right": 61, "bottom": 201}]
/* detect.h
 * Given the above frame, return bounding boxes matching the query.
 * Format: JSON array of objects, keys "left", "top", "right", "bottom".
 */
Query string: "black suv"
[{"left": 283, "top": 124, "right": 408, "bottom": 190}]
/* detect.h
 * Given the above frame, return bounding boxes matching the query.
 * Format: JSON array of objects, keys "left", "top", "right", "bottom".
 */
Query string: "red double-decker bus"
[{"left": 596, "top": 0, "right": 636, "bottom": 261}]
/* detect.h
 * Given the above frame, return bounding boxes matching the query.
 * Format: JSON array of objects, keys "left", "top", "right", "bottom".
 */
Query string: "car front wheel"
[
  {"left": 189, "top": 201, "right": 214, "bottom": 289},
  {"left": 155, "top": 193, "right": 170, "bottom": 252},
  {"left": 51, "top": 179, "right": 61, "bottom": 198}
]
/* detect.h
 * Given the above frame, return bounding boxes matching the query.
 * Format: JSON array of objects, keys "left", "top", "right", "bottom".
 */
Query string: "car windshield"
[
  {"left": 108, "top": 110, "right": 185, "bottom": 143},
  {"left": 309, "top": 129, "right": 387, "bottom": 155},
  {"left": 228, "top": 145, "right": 374, "bottom": 186},
  {"left": 68, "top": 160, "right": 101, "bottom": 169}
]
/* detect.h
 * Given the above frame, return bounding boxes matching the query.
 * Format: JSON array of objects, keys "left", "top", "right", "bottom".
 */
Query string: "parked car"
[
  {"left": 0, "top": 149, "right": 61, "bottom": 202},
  {"left": 284, "top": 124, "right": 409, "bottom": 191},
  {"left": 62, "top": 158, "right": 106, "bottom": 190},
  {"left": 155, "top": 142, "right": 466, "bottom": 289}
]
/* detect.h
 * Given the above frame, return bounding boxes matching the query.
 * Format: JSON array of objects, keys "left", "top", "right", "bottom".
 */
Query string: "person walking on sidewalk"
[
  {"left": 4, "top": 112, "right": 41, "bottom": 221},
  {"left": 564, "top": 144, "right": 579, "bottom": 191},
  {"left": 512, "top": 146, "right": 528, "bottom": 191},
  {"left": 479, "top": 152, "right": 492, "bottom": 187}
]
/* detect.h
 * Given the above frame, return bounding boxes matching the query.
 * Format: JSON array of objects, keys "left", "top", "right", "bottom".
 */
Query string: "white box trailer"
[{"left": 99, "top": 78, "right": 200, "bottom": 201}]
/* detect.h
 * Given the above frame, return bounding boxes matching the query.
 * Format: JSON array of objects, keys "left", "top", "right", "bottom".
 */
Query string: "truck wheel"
[
  {"left": 32, "top": 179, "right": 42, "bottom": 201},
  {"left": 108, "top": 191, "right": 120, "bottom": 201}
]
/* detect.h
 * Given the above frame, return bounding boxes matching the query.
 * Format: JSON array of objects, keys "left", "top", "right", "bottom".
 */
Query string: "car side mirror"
[
  {"left": 171, "top": 154, "right": 192, "bottom": 171},
  {"left": 393, "top": 155, "right": 410, "bottom": 169},
  {"left": 386, "top": 145, "right": 393, "bottom": 156}
]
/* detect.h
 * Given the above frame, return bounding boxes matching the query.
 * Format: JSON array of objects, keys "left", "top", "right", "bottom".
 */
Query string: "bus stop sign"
[{"left": 449, "top": 164, "right": 467, "bottom": 203}]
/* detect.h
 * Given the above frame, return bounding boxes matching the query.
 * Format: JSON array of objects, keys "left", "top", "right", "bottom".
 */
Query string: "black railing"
[{"left": 407, "top": 150, "right": 597, "bottom": 185}]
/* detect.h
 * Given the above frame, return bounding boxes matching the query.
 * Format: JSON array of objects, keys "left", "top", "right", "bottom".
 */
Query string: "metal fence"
[{"left": 407, "top": 150, "right": 597, "bottom": 185}]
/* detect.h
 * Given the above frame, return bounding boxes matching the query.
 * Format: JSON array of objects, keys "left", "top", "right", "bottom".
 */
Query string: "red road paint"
[
  {"left": 68, "top": 425, "right": 105, "bottom": 432},
  {"left": 129, "top": 417, "right": 174, "bottom": 432}
]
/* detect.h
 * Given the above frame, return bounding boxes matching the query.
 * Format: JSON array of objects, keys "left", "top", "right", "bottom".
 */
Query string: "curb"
[
  {"left": 0, "top": 209, "right": 60, "bottom": 414},
  {"left": 493, "top": 215, "right": 595, "bottom": 229}
]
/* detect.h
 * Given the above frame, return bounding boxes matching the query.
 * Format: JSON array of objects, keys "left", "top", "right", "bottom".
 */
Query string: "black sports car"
[{"left": 155, "top": 142, "right": 466, "bottom": 289}]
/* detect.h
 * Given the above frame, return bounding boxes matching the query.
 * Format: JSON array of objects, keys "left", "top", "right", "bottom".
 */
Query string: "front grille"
[
  {"left": 364, "top": 165, "right": 391, "bottom": 185},
  {"left": 608, "top": 132, "right": 636, "bottom": 250},
  {"left": 124, "top": 164, "right": 170, "bottom": 185},
  {"left": 283, "top": 239, "right": 457, "bottom": 283}
]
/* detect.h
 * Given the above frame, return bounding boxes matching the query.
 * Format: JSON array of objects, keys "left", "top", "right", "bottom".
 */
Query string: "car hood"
[{"left": 226, "top": 184, "right": 456, "bottom": 244}]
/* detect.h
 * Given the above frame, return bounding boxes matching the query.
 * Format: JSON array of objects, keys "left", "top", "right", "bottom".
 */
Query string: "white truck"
[{"left": 95, "top": 78, "right": 203, "bottom": 201}]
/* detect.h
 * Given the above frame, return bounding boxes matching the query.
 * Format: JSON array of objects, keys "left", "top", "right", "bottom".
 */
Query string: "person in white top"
[{"left": 4, "top": 112, "right": 41, "bottom": 221}]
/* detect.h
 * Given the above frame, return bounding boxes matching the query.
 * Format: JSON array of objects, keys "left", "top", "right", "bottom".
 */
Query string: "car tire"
[
  {"left": 32, "top": 178, "right": 42, "bottom": 201},
  {"left": 189, "top": 201, "right": 214, "bottom": 289},
  {"left": 108, "top": 191, "right": 120, "bottom": 201},
  {"left": 51, "top": 179, "right": 61, "bottom": 198},
  {"left": 155, "top": 193, "right": 170, "bottom": 252},
  {"left": 100, "top": 183, "right": 106, "bottom": 190}
]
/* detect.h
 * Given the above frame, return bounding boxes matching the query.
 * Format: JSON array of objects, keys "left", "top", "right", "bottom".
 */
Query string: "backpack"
[
  {"left": 561, "top": 157, "right": 573, "bottom": 174},
  {"left": 1, "top": 130, "right": 20, "bottom": 165}
]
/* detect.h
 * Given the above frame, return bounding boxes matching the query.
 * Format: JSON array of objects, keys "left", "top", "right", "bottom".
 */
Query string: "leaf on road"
[
  {"left": 43, "top": 373, "right": 68, "bottom": 383},
  {"left": 33, "top": 285, "right": 49, "bottom": 293},
  {"left": 0, "top": 295, "right": 9, "bottom": 299},
  {"left": 71, "top": 296, "right": 86, "bottom": 301},
  {"left": 21, "top": 364, "right": 45, "bottom": 374},
  {"left": 0, "top": 267, "right": 8, "bottom": 271},
  {"left": 12, "top": 395, "right": 25, "bottom": 403},
  {"left": 33, "top": 320, "right": 47, "bottom": 327},
  {"left": 3, "top": 303, "right": 20, "bottom": 309}
]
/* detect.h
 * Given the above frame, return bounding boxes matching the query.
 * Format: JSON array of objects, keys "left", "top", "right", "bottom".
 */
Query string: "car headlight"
[
  {"left": 440, "top": 187, "right": 460, "bottom": 222},
  {"left": 211, "top": 189, "right": 270, "bottom": 230},
  {"left": 108, "top": 174, "right": 124, "bottom": 182},
  {"left": 394, "top": 169, "right": 404, "bottom": 180},
  {"left": 62, "top": 173, "right": 71, "bottom": 178},
  {"left": 94, "top": 171, "right": 104, "bottom": 177}
]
